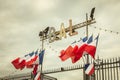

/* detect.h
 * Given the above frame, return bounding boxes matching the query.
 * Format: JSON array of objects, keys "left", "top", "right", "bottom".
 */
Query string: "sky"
[{"left": 0, "top": 0, "right": 120, "bottom": 79}]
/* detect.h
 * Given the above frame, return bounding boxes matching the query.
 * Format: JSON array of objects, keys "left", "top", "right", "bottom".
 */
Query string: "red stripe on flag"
[
  {"left": 32, "top": 64, "right": 38, "bottom": 75},
  {"left": 71, "top": 44, "right": 87, "bottom": 63},
  {"left": 84, "top": 45, "right": 96, "bottom": 59},
  {"left": 26, "top": 56, "right": 38, "bottom": 66},
  {"left": 59, "top": 46, "right": 73, "bottom": 61},
  {"left": 11, "top": 58, "right": 20, "bottom": 69}
]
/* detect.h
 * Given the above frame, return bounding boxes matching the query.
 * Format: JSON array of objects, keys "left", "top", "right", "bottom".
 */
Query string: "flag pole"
[
  {"left": 40, "top": 32, "right": 45, "bottom": 80},
  {"left": 85, "top": 13, "right": 90, "bottom": 80},
  {"left": 86, "top": 13, "right": 89, "bottom": 64}
]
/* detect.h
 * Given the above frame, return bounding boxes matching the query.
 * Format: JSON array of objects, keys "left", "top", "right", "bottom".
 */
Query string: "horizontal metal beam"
[
  {"left": 55, "top": 19, "right": 96, "bottom": 35},
  {"left": 40, "top": 19, "right": 96, "bottom": 40},
  {"left": 43, "top": 64, "right": 83, "bottom": 74}
]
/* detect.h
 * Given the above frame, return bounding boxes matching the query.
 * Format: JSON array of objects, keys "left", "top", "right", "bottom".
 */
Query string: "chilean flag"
[
  {"left": 59, "top": 40, "right": 78, "bottom": 61},
  {"left": 11, "top": 56, "right": 29, "bottom": 70},
  {"left": 11, "top": 50, "right": 39, "bottom": 70},
  {"left": 25, "top": 54, "right": 38, "bottom": 67},
  {"left": 32, "top": 50, "right": 45, "bottom": 65},
  {"left": 84, "top": 34, "right": 99, "bottom": 59},
  {"left": 71, "top": 44, "right": 87, "bottom": 63},
  {"left": 32, "top": 64, "right": 38, "bottom": 75},
  {"left": 34, "top": 72, "right": 40, "bottom": 80},
  {"left": 71, "top": 36, "right": 88, "bottom": 63},
  {"left": 59, "top": 46, "right": 74, "bottom": 61},
  {"left": 11, "top": 57, "right": 20, "bottom": 69},
  {"left": 85, "top": 63, "right": 95, "bottom": 75},
  {"left": 39, "top": 50, "right": 45, "bottom": 64},
  {"left": 26, "top": 50, "right": 39, "bottom": 66}
]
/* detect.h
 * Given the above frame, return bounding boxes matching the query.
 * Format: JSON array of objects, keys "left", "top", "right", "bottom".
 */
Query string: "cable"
[{"left": 90, "top": 25, "right": 120, "bottom": 35}]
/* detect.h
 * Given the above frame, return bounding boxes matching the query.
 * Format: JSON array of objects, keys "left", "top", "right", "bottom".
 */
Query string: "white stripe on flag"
[
  {"left": 34, "top": 72, "right": 40, "bottom": 80},
  {"left": 85, "top": 64, "right": 94, "bottom": 74}
]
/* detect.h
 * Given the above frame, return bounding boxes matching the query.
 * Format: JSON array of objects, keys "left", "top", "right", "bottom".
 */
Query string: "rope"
[{"left": 90, "top": 25, "right": 120, "bottom": 35}]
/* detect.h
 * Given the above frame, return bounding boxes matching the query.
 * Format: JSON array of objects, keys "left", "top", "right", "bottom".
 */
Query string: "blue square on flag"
[
  {"left": 39, "top": 50, "right": 45, "bottom": 64},
  {"left": 85, "top": 63, "right": 94, "bottom": 75}
]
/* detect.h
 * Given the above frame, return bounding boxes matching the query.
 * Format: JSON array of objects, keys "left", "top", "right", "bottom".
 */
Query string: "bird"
[{"left": 90, "top": 7, "right": 95, "bottom": 20}]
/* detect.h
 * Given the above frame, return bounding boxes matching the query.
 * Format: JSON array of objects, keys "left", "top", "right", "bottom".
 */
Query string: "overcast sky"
[{"left": 0, "top": 0, "right": 120, "bottom": 79}]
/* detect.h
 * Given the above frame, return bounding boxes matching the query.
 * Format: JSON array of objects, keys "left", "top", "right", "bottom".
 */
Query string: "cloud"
[{"left": 0, "top": 0, "right": 120, "bottom": 79}]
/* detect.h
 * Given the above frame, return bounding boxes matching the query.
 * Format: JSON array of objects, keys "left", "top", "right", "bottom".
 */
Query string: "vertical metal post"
[
  {"left": 86, "top": 13, "right": 89, "bottom": 80},
  {"left": 86, "top": 13, "right": 89, "bottom": 65},
  {"left": 94, "top": 70, "right": 96, "bottom": 80},
  {"left": 97, "top": 68, "right": 98, "bottom": 80},
  {"left": 83, "top": 67, "right": 86, "bottom": 80},
  {"left": 99, "top": 65, "right": 101, "bottom": 80},
  {"left": 86, "top": 13, "right": 89, "bottom": 38},
  {"left": 110, "top": 59, "right": 112, "bottom": 80},
  {"left": 113, "top": 58, "right": 116, "bottom": 80},
  {"left": 40, "top": 34, "right": 44, "bottom": 80},
  {"left": 31, "top": 72, "right": 34, "bottom": 80},
  {"left": 116, "top": 58, "right": 119, "bottom": 80},
  {"left": 98, "top": 56, "right": 101, "bottom": 80},
  {"left": 104, "top": 60, "right": 107, "bottom": 80},
  {"left": 101, "top": 60, "right": 104, "bottom": 80},
  {"left": 108, "top": 59, "right": 110, "bottom": 80}
]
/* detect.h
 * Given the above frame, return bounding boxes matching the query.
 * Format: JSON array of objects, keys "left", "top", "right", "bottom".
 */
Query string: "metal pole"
[
  {"left": 86, "top": 13, "right": 89, "bottom": 65},
  {"left": 105, "top": 59, "right": 107, "bottom": 80},
  {"left": 40, "top": 33, "right": 44, "bottom": 80},
  {"left": 116, "top": 58, "right": 119, "bottom": 80},
  {"left": 108, "top": 59, "right": 110, "bottom": 80},
  {"left": 110, "top": 59, "right": 113, "bottom": 80},
  {"left": 113, "top": 58, "right": 116, "bottom": 80},
  {"left": 86, "top": 13, "right": 89, "bottom": 38},
  {"left": 99, "top": 63, "right": 101, "bottom": 80},
  {"left": 101, "top": 60, "right": 104, "bottom": 80},
  {"left": 86, "top": 13, "right": 89, "bottom": 80}
]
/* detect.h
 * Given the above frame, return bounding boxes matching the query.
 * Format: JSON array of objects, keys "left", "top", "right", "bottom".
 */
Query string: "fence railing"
[
  {"left": 93, "top": 57, "right": 120, "bottom": 80},
  {"left": 1, "top": 57, "right": 120, "bottom": 80}
]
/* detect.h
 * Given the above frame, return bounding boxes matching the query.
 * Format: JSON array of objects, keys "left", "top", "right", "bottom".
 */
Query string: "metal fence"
[
  {"left": 1, "top": 57, "right": 120, "bottom": 80},
  {"left": 84, "top": 57, "right": 120, "bottom": 80},
  {"left": 95, "top": 57, "right": 120, "bottom": 80}
]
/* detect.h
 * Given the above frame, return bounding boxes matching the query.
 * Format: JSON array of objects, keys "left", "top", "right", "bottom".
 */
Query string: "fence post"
[
  {"left": 101, "top": 60, "right": 104, "bottom": 80},
  {"left": 83, "top": 65, "right": 86, "bottom": 80},
  {"left": 104, "top": 59, "right": 107, "bottom": 80},
  {"left": 107, "top": 59, "right": 110, "bottom": 80},
  {"left": 116, "top": 57, "right": 119, "bottom": 80}
]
